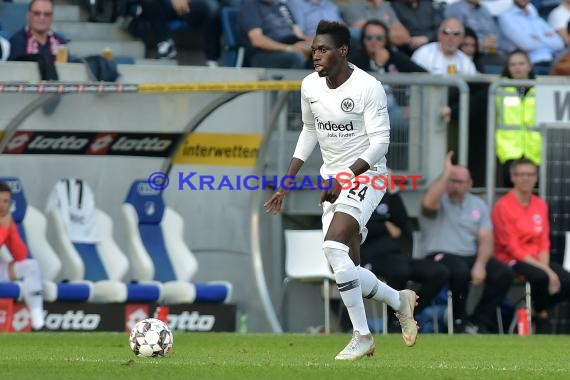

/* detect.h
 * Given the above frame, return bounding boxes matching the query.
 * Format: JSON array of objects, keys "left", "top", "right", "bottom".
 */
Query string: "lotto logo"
[
  {"left": 11, "top": 307, "right": 31, "bottom": 332},
  {"left": 3, "top": 132, "right": 33, "bottom": 154},
  {"left": 87, "top": 133, "right": 116, "bottom": 154},
  {"left": 124, "top": 304, "right": 150, "bottom": 332}
]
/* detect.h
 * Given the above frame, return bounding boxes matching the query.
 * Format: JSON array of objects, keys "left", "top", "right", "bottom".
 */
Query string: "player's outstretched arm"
[{"left": 264, "top": 157, "right": 305, "bottom": 214}]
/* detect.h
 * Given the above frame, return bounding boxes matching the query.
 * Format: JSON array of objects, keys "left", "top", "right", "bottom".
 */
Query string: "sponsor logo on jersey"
[{"left": 315, "top": 118, "right": 354, "bottom": 132}]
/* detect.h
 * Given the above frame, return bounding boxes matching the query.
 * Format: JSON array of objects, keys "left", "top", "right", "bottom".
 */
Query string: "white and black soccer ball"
[{"left": 129, "top": 318, "right": 173, "bottom": 357}]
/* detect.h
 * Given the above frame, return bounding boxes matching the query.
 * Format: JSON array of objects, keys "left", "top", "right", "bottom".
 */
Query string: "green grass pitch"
[{"left": 1, "top": 332, "right": 570, "bottom": 379}]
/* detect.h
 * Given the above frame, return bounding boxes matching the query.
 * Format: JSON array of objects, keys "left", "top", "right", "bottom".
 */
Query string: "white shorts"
[{"left": 322, "top": 170, "right": 386, "bottom": 245}]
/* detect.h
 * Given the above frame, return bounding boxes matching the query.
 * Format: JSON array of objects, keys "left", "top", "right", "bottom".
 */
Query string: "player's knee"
[{"left": 323, "top": 240, "right": 352, "bottom": 273}]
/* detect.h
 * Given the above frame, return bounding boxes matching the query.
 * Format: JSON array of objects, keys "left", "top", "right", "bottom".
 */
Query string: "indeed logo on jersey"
[{"left": 315, "top": 118, "right": 355, "bottom": 132}]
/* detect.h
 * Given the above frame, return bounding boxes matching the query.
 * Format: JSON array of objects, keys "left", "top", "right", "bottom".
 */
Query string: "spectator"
[
  {"left": 237, "top": 0, "right": 312, "bottom": 69},
  {"left": 492, "top": 158, "right": 570, "bottom": 333},
  {"left": 411, "top": 18, "right": 478, "bottom": 74},
  {"left": 499, "top": 0, "right": 564, "bottom": 70},
  {"left": 392, "top": 0, "right": 442, "bottom": 53},
  {"left": 547, "top": 0, "right": 570, "bottom": 46},
  {"left": 348, "top": 19, "right": 426, "bottom": 169},
  {"left": 288, "top": 0, "right": 344, "bottom": 37},
  {"left": 445, "top": 0, "right": 509, "bottom": 55},
  {"left": 349, "top": 19, "right": 427, "bottom": 73},
  {"left": 361, "top": 169, "right": 449, "bottom": 319},
  {"left": 495, "top": 49, "right": 538, "bottom": 187},
  {"left": 550, "top": 22, "right": 570, "bottom": 73},
  {"left": 0, "top": 182, "right": 45, "bottom": 331},
  {"left": 338, "top": 0, "right": 411, "bottom": 47},
  {"left": 419, "top": 151, "right": 514, "bottom": 333},
  {"left": 460, "top": 27, "right": 484, "bottom": 72},
  {"left": 138, "top": 0, "right": 222, "bottom": 65},
  {"left": 0, "top": 35, "right": 9, "bottom": 61},
  {"left": 8, "top": 0, "right": 67, "bottom": 63}
]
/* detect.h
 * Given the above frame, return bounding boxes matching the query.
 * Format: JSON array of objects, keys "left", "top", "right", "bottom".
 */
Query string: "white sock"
[
  {"left": 323, "top": 241, "right": 370, "bottom": 335},
  {"left": 358, "top": 266, "right": 401, "bottom": 311},
  {"left": 14, "top": 260, "right": 45, "bottom": 330}
]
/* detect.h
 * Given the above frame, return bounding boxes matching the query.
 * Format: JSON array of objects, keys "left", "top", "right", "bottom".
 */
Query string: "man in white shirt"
[
  {"left": 412, "top": 18, "right": 478, "bottom": 74},
  {"left": 499, "top": 0, "right": 564, "bottom": 68},
  {"left": 265, "top": 20, "right": 418, "bottom": 361}
]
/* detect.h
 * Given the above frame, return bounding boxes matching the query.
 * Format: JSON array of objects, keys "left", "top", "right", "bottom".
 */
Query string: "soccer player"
[
  {"left": 0, "top": 182, "right": 45, "bottom": 331},
  {"left": 264, "top": 20, "right": 418, "bottom": 360}
]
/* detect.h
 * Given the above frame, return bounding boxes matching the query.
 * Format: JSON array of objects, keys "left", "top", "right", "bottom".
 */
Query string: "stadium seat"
[
  {"left": 0, "top": 2, "right": 27, "bottom": 36},
  {"left": 220, "top": 7, "right": 245, "bottom": 67},
  {"left": 45, "top": 178, "right": 162, "bottom": 303},
  {"left": 0, "top": 177, "right": 92, "bottom": 302},
  {"left": 122, "top": 180, "right": 232, "bottom": 304},
  {"left": 281, "top": 229, "right": 336, "bottom": 333}
]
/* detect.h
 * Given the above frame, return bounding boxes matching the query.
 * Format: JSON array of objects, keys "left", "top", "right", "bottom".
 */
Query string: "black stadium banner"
[
  {"left": 32, "top": 302, "right": 236, "bottom": 332},
  {"left": 43, "top": 303, "right": 125, "bottom": 332},
  {"left": 2, "top": 130, "right": 182, "bottom": 157}
]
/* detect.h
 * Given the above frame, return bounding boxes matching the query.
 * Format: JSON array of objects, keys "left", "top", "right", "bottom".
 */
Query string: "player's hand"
[
  {"left": 471, "top": 262, "right": 486, "bottom": 286},
  {"left": 319, "top": 178, "right": 342, "bottom": 206},
  {"left": 264, "top": 191, "right": 286, "bottom": 214}
]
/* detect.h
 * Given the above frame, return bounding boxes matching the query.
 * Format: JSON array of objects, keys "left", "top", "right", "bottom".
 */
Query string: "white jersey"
[{"left": 297, "top": 63, "right": 390, "bottom": 178}]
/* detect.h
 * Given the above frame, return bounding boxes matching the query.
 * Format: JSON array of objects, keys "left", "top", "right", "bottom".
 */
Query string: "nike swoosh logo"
[{"left": 310, "top": 100, "right": 319, "bottom": 104}]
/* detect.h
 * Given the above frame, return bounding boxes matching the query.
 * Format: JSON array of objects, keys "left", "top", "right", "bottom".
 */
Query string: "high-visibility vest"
[{"left": 495, "top": 86, "right": 540, "bottom": 165}]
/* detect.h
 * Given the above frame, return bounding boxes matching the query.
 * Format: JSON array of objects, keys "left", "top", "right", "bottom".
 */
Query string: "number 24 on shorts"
[{"left": 347, "top": 183, "right": 368, "bottom": 201}]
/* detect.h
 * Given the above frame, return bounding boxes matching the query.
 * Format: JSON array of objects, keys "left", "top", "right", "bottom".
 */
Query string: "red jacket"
[
  {"left": 491, "top": 191, "right": 550, "bottom": 264},
  {"left": 0, "top": 222, "right": 28, "bottom": 261}
]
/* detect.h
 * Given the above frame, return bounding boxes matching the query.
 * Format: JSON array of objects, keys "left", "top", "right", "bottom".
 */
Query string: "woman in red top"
[
  {"left": 0, "top": 182, "right": 45, "bottom": 330},
  {"left": 492, "top": 158, "right": 570, "bottom": 329}
]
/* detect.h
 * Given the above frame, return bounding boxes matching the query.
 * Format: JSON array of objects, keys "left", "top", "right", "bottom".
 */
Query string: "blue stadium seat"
[
  {"left": 122, "top": 179, "right": 232, "bottom": 304},
  {"left": 45, "top": 178, "right": 162, "bottom": 303},
  {"left": 0, "top": 3, "right": 27, "bottom": 36},
  {"left": 221, "top": 6, "right": 245, "bottom": 67},
  {"left": 0, "top": 177, "right": 92, "bottom": 302}
]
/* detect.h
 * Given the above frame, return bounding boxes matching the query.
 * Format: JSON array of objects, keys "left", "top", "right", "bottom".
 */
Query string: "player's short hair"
[
  {"left": 316, "top": 20, "right": 351, "bottom": 52},
  {"left": 0, "top": 182, "right": 12, "bottom": 194},
  {"left": 510, "top": 158, "right": 537, "bottom": 174}
]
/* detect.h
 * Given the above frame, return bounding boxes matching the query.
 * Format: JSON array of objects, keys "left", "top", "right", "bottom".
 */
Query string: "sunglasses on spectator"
[
  {"left": 364, "top": 34, "right": 386, "bottom": 42},
  {"left": 31, "top": 10, "right": 53, "bottom": 17},
  {"left": 441, "top": 28, "right": 463, "bottom": 36}
]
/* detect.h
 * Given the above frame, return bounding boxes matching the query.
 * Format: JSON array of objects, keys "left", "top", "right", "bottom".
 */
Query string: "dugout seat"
[
  {"left": 122, "top": 179, "right": 232, "bottom": 304},
  {"left": 0, "top": 177, "right": 92, "bottom": 302},
  {"left": 281, "top": 229, "right": 336, "bottom": 333},
  {"left": 45, "top": 178, "right": 162, "bottom": 303}
]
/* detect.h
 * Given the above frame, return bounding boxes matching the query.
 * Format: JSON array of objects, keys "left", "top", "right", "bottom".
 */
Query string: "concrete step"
[
  {"left": 52, "top": 21, "right": 135, "bottom": 41},
  {"left": 67, "top": 40, "right": 145, "bottom": 59},
  {"left": 54, "top": 4, "right": 82, "bottom": 22},
  {"left": 134, "top": 59, "right": 179, "bottom": 66}
]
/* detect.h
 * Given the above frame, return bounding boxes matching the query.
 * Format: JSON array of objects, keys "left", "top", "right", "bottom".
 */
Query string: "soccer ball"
[{"left": 129, "top": 318, "right": 173, "bottom": 357}]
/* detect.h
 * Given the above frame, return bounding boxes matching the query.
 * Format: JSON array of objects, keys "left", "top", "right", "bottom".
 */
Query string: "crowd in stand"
[{"left": 2, "top": 0, "right": 570, "bottom": 72}]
